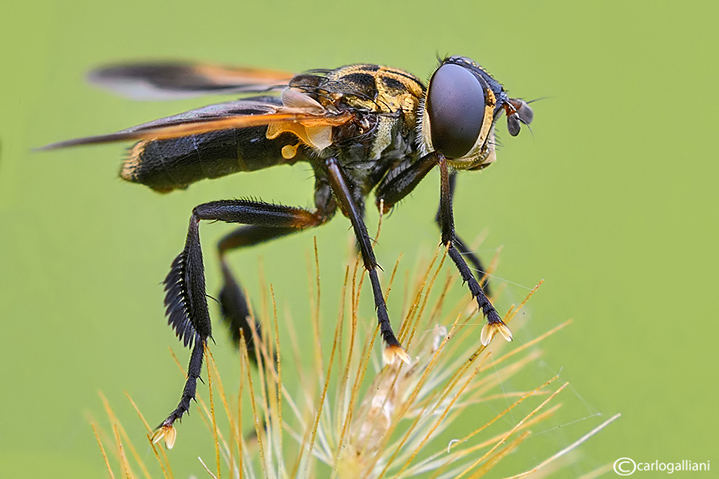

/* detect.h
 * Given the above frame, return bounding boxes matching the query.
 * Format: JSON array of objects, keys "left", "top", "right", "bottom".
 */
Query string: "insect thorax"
[{"left": 314, "top": 64, "right": 426, "bottom": 190}]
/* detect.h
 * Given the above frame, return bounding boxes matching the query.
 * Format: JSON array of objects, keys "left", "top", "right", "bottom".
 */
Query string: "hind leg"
[{"left": 158, "top": 195, "right": 335, "bottom": 430}]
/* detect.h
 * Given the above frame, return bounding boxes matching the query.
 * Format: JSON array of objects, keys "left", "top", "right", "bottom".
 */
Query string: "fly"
[{"left": 40, "top": 56, "right": 534, "bottom": 437}]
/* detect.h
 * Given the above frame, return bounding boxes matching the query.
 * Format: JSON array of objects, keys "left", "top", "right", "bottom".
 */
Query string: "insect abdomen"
[{"left": 121, "top": 127, "right": 299, "bottom": 192}]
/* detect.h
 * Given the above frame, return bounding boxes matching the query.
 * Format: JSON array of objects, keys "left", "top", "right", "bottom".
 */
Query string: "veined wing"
[
  {"left": 38, "top": 96, "right": 353, "bottom": 150},
  {"left": 88, "top": 61, "right": 296, "bottom": 100}
]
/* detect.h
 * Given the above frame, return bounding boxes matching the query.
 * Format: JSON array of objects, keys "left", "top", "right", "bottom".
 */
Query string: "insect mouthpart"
[{"left": 505, "top": 98, "right": 534, "bottom": 137}]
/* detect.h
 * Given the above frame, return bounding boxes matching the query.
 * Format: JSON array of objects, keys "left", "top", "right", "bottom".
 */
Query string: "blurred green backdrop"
[{"left": 1, "top": 0, "right": 718, "bottom": 477}]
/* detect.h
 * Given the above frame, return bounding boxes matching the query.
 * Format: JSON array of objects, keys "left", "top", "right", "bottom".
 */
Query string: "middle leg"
[
  {"left": 374, "top": 152, "right": 510, "bottom": 346},
  {"left": 325, "top": 157, "right": 410, "bottom": 364}
]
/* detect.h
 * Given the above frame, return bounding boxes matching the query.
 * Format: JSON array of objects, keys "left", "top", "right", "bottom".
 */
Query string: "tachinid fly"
[{"left": 41, "top": 55, "right": 534, "bottom": 441}]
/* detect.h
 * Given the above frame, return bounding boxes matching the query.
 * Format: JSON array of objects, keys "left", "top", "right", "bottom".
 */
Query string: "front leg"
[
  {"left": 437, "top": 157, "right": 512, "bottom": 345},
  {"left": 325, "top": 158, "right": 409, "bottom": 364},
  {"left": 434, "top": 170, "right": 492, "bottom": 296},
  {"left": 377, "top": 156, "right": 492, "bottom": 295},
  {"left": 375, "top": 153, "right": 511, "bottom": 346}
]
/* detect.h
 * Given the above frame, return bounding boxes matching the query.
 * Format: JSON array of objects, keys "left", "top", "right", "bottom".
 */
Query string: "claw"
[
  {"left": 151, "top": 424, "right": 177, "bottom": 449},
  {"left": 383, "top": 344, "right": 411, "bottom": 365}
]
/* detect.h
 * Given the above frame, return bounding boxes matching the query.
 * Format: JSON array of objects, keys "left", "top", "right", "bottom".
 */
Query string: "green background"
[{"left": 1, "top": 0, "right": 717, "bottom": 477}]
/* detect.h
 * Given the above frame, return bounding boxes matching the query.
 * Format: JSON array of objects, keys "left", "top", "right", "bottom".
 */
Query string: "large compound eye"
[{"left": 426, "top": 63, "right": 485, "bottom": 158}]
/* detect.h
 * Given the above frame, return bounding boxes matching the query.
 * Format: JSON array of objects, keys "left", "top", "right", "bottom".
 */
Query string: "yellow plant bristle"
[{"left": 90, "top": 242, "right": 617, "bottom": 478}]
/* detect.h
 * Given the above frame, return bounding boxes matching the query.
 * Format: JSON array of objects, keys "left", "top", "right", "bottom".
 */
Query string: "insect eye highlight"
[{"left": 426, "top": 63, "right": 486, "bottom": 158}]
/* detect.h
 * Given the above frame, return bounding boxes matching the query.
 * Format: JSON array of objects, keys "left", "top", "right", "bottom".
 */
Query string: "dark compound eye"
[{"left": 426, "top": 63, "right": 486, "bottom": 158}]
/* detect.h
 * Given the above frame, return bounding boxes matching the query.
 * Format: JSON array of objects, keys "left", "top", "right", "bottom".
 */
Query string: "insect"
[{"left": 41, "top": 56, "right": 533, "bottom": 437}]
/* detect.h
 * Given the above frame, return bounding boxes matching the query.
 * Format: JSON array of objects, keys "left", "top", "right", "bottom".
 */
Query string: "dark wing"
[
  {"left": 88, "top": 61, "right": 296, "bottom": 100},
  {"left": 38, "top": 97, "right": 353, "bottom": 151}
]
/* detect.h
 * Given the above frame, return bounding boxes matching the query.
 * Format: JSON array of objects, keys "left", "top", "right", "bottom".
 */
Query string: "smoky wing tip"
[
  {"left": 86, "top": 69, "right": 103, "bottom": 81},
  {"left": 33, "top": 139, "right": 87, "bottom": 151},
  {"left": 33, "top": 142, "right": 69, "bottom": 152},
  {"left": 87, "top": 67, "right": 125, "bottom": 85}
]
